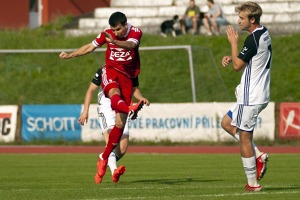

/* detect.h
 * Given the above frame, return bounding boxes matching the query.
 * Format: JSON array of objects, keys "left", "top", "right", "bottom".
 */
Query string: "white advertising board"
[
  {"left": 129, "top": 102, "right": 275, "bottom": 142},
  {"left": 80, "top": 103, "right": 275, "bottom": 142}
]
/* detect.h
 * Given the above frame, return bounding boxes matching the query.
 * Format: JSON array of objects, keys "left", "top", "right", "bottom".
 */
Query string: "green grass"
[
  {"left": 0, "top": 153, "right": 299, "bottom": 200},
  {"left": 0, "top": 23, "right": 300, "bottom": 104}
]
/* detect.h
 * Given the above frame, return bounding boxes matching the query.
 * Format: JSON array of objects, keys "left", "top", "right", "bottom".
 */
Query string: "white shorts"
[
  {"left": 229, "top": 103, "right": 268, "bottom": 132},
  {"left": 97, "top": 91, "right": 129, "bottom": 135}
]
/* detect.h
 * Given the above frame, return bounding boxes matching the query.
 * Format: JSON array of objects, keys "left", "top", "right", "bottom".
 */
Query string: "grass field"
[
  {"left": 1, "top": 28, "right": 300, "bottom": 104},
  {"left": 0, "top": 153, "right": 299, "bottom": 200}
]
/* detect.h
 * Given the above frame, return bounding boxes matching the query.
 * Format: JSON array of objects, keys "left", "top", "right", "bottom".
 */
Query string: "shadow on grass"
[
  {"left": 130, "top": 178, "right": 223, "bottom": 185},
  {"left": 264, "top": 185, "right": 300, "bottom": 191}
]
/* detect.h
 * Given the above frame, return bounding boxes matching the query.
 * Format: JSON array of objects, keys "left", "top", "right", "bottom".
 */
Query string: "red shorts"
[{"left": 101, "top": 66, "right": 133, "bottom": 105}]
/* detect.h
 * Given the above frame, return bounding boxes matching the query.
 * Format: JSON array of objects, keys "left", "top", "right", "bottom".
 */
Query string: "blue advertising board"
[{"left": 22, "top": 105, "right": 82, "bottom": 142}]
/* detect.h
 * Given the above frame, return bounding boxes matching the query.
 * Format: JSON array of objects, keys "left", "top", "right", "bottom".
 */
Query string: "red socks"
[
  {"left": 110, "top": 94, "right": 129, "bottom": 114},
  {"left": 102, "top": 126, "right": 123, "bottom": 160},
  {"left": 101, "top": 94, "right": 128, "bottom": 160}
]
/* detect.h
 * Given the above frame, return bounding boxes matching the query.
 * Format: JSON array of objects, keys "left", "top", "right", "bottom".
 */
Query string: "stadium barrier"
[{"left": 0, "top": 102, "right": 276, "bottom": 143}]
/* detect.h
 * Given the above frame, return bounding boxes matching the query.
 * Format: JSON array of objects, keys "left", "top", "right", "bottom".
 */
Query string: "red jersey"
[{"left": 92, "top": 24, "right": 142, "bottom": 78}]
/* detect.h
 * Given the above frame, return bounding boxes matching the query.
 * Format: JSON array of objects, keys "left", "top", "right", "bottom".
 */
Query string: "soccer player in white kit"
[
  {"left": 78, "top": 67, "right": 150, "bottom": 183},
  {"left": 222, "top": 85, "right": 269, "bottom": 185},
  {"left": 221, "top": 2, "right": 272, "bottom": 192}
]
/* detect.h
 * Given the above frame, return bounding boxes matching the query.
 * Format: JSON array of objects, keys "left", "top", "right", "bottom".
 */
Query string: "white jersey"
[
  {"left": 236, "top": 26, "right": 272, "bottom": 105},
  {"left": 97, "top": 90, "right": 129, "bottom": 135}
]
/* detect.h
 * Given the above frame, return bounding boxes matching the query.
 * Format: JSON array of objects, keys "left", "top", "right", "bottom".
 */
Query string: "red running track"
[{"left": 0, "top": 145, "right": 300, "bottom": 154}]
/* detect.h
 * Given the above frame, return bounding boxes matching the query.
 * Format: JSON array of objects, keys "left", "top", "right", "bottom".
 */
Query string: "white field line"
[
  {"left": 1, "top": 185, "right": 299, "bottom": 192},
  {"left": 82, "top": 190, "right": 300, "bottom": 200}
]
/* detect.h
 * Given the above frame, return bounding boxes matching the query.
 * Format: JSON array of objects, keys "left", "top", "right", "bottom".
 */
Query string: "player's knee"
[
  {"left": 115, "top": 124, "right": 124, "bottom": 129},
  {"left": 115, "top": 120, "right": 125, "bottom": 129},
  {"left": 221, "top": 118, "right": 228, "bottom": 130},
  {"left": 113, "top": 149, "right": 126, "bottom": 161}
]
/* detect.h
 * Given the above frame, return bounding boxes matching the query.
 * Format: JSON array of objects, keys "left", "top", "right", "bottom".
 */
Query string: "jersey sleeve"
[
  {"left": 92, "top": 31, "right": 107, "bottom": 47},
  {"left": 91, "top": 68, "right": 102, "bottom": 86},
  {"left": 128, "top": 26, "right": 142, "bottom": 46},
  {"left": 132, "top": 76, "right": 139, "bottom": 87},
  {"left": 238, "top": 36, "right": 257, "bottom": 63}
]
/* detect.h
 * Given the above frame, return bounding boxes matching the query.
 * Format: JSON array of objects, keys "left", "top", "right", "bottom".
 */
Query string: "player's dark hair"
[{"left": 109, "top": 12, "right": 127, "bottom": 27}]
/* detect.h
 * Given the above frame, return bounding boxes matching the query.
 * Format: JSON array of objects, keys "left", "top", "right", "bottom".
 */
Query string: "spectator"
[
  {"left": 202, "top": 0, "right": 228, "bottom": 36},
  {"left": 180, "top": 0, "right": 201, "bottom": 35}
]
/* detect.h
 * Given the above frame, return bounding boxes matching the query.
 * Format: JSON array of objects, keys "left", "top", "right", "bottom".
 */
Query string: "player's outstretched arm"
[{"left": 59, "top": 43, "right": 97, "bottom": 59}]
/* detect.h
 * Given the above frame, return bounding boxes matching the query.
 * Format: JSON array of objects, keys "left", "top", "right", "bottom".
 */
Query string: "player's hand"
[
  {"left": 78, "top": 113, "right": 88, "bottom": 125},
  {"left": 222, "top": 56, "right": 232, "bottom": 67},
  {"left": 104, "top": 31, "right": 115, "bottom": 44},
  {"left": 140, "top": 97, "right": 150, "bottom": 106},
  {"left": 226, "top": 25, "right": 239, "bottom": 45},
  {"left": 59, "top": 52, "right": 71, "bottom": 59}
]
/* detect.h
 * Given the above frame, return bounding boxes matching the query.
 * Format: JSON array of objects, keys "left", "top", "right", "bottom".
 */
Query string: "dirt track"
[{"left": 0, "top": 145, "right": 300, "bottom": 154}]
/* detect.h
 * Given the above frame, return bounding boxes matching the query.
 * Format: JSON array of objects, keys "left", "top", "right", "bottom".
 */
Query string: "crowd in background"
[{"left": 161, "top": 0, "right": 229, "bottom": 37}]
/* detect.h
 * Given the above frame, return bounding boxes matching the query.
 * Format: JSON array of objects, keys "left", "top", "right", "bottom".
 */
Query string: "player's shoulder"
[
  {"left": 247, "top": 26, "right": 269, "bottom": 45},
  {"left": 94, "top": 30, "right": 107, "bottom": 41},
  {"left": 129, "top": 24, "right": 143, "bottom": 34},
  {"left": 244, "top": 33, "right": 256, "bottom": 46},
  {"left": 102, "top": 27, "right": 113, "bottom": 35}
]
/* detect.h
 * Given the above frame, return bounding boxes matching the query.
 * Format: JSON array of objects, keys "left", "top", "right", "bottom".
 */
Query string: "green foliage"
[
  {"left": 0, "top": 28, "right": 300, "bottom": 104},
  {"left": 0, "top": 154, "right": 299, "bottom": 200},
  {"left": 41, "top": 15, "right": 74, "bottom": 31}
]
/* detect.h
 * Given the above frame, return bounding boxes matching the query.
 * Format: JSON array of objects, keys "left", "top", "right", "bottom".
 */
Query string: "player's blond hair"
[{"left": 235, "top": 1, "right": 263, "bottom": 24}]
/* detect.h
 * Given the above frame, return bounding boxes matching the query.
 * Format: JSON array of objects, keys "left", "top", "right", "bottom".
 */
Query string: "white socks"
[
  {"left": 98, "top": 152, "right": 117, "bottom": 175},
  {"left": 107, "top": 152, "right": 117, "bottom": 175},
  {"left": 234, "top": 132, "right": 262, "bottom": 186},
  {"left": 242, "top": 156, "right": 259, "bottom": 186}
]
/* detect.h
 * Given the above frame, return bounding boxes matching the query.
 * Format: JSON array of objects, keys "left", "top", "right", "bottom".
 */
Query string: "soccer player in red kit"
[{"left": 59, "top": 12, "right": 145, "bottom": 184}]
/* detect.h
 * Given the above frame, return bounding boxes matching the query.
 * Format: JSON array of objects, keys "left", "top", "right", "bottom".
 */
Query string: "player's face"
[
  {"left": 237, "top": 11, "right": 251, "bottom": 31},
  {"left": 110, "top": 23, "right": 128, "bottom": 38}
]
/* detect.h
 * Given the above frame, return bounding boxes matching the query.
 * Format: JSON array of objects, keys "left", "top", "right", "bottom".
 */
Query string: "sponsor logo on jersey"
[
  {"left": 241, "top": 47, "right": 248, "bottom": 55},
  {"left": 109, "top": 48, "right": 132, "bottom": 61}
]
